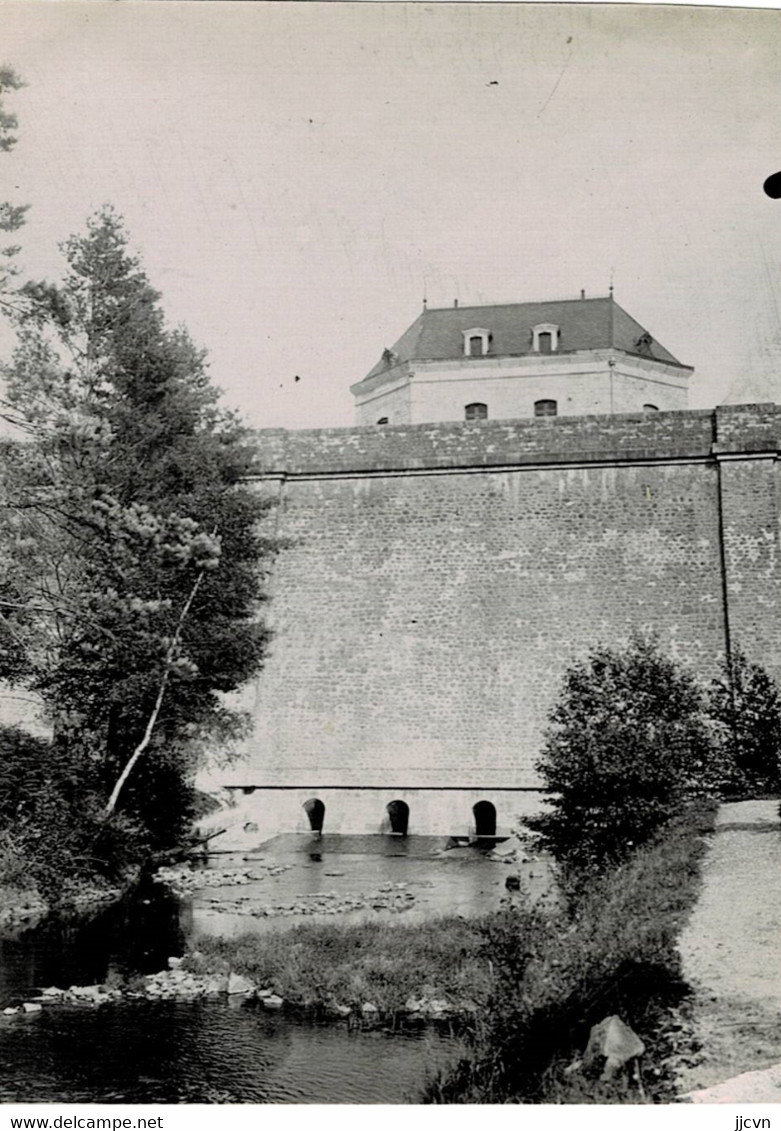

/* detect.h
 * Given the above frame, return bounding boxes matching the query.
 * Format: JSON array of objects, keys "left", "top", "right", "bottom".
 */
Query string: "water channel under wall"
[{"left": 0, "top": 834, "right": 554, "bottom": 1103}]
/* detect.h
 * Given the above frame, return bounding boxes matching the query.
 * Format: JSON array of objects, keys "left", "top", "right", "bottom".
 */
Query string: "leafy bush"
[
  {"left": 708, "top": 647, "right": 781, "bottom": 795},
  {"left": 0, "top": 724, "right": 148, "bottom": 902},
  {"left": 524, "top": 636, "right": 719, "bottom": 874}
]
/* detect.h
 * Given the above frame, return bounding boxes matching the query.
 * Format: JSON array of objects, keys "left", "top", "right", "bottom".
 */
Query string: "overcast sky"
[{"left": 2, "top": 1, "right": 781, "bottom": 429}]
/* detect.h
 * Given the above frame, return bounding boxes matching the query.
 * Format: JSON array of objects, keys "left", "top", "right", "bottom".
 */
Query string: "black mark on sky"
[{"left": 764, "top": 172, "right": 781, "bottom": 199}]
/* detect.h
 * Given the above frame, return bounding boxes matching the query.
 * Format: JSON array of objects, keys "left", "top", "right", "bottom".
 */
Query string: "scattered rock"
[
  {"left": 68, "top": 985, "right": 104, "bottom": 1000},
  {"left": 22, "top": 1002, "right": 42, "bottom": 1014},
  {"left": 261, "top": 994, "right": 284, "bottom": 1010},
  {"left": 167, "top": 956, "right": 184, "bottom": 970},
  {"left": 584, "top": 1015, "right": 645, "bottom": 1079},
  {"left": 154, "top": 863, "right": 293, "bottom": 896},
  {"left": 3, "top": 1007, "right": 19, "bottom": 1016},
  {"left": 227, "top": 972, "right": 255, "bottom": 996},
  {"left": 201, "top": 882, "right": 418, "bottom": 921},
  {"left": 361, "top": 1002, "right": 378, "bottom": 1016},
  {"left": 425, "top": 999, "right": 451, "bottom": 1016}
]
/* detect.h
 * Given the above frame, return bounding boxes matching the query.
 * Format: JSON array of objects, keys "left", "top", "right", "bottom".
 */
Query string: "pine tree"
[
  {"left": 0, "top": 207, "right": 270, "bottom": 849},
  {"left": 0, "top": 66, "right": 29, "bottom": 312}
]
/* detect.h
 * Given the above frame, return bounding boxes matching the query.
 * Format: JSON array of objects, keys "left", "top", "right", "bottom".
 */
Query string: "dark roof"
[{"left": 360, "top": 296, "right": 689, "bottom": 383}]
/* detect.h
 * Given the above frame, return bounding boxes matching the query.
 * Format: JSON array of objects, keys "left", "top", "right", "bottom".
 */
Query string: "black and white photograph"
[{"left": 1, "top": 0, "right": 780, "bottom": 1111}]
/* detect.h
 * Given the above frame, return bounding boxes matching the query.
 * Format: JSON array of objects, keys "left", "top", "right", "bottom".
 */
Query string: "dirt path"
[{"left": 675, "top": 799, "right": 781, "bottom": 1100}]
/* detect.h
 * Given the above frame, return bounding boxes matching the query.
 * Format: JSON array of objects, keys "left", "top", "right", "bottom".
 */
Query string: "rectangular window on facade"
[{"left": 465, "top": 402, "right": 488, "bottom": 420}]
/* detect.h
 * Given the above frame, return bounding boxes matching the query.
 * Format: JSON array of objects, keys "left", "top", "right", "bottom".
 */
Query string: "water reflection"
[
  {"left": 0, "top": 996, "right": 454, "bottom": 1103},
  {"left": 0, "top": 884, "right": 186, "bottom": 1006},
  {"left": 0, "top": 884, "right": 459, "bottom": 1104}
]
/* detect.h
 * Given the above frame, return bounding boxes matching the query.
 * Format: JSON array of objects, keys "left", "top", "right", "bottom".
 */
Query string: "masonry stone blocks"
[{"left": 221, "top": 404, "right": 781, "bottom": 839}]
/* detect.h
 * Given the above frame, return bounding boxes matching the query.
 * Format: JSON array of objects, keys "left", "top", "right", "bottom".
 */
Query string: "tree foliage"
[
  {"left": 0, "top": 65, "right": 28, "bottom": 306},
  {"left": 0, "top": 207, "right": 270, "bottom": 851},
  {"left": 524, "top": 636, "right": 718, "bottom": 874},
  {"left": 708, "top": 647, "right": 781, "bottom": 794}
]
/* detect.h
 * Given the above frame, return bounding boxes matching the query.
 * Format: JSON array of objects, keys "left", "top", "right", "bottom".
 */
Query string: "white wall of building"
[
  {"left": 355, "top": 374, "right": 411, "bottom": 426},
  {"left": 353, "top": 351, "right": 689, "bottom": 426}
]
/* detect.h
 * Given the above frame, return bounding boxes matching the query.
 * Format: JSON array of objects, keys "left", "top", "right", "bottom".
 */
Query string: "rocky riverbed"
[
  {"left": 2, "top": 953, "right": 475, "bottom": 1027},
  {"left": 156, "top": 864, "right": 427, "bottom": 918},
  {"left": 153, "top": 834, "right": 555, "bottom": 939}
]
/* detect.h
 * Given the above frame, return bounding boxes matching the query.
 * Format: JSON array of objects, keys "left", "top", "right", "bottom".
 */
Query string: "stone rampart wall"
[{"left": 230, "top": 405, "right": 781, "bottom": 796}]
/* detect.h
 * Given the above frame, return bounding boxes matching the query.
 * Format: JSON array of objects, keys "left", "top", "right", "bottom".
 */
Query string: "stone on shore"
[
  {"left": 227, "top": 972, "right": 255, "bottom": 995},
  {"left": 424, "top": 999, "right": 451, "bottom": 1016},
  {"left": 69, "top": 985, "right": 104, "bottom": 1000},
  {"left": 261, "top": 994, "right": 284, "bottom": 1010},
  {"left": 584, "top": 1015, "right": 645, "bottom": 1078}
]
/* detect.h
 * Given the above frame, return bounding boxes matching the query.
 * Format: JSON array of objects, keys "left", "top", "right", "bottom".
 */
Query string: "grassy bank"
[
  {"left": 185, "top": 914, "right": 497, "bottom": 1015},
  {"left": 423, "top": 798, "right": 717, "bottom": 1103}
]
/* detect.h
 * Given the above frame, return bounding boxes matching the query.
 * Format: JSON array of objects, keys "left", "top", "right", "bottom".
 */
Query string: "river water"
[{"left": 0, "top": 835, "right": 552, "bottom": 1103}]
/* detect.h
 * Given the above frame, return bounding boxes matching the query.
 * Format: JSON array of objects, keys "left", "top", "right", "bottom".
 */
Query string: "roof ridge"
[{"left": 424, "top": 296, "right": 611, "bottom": 313}]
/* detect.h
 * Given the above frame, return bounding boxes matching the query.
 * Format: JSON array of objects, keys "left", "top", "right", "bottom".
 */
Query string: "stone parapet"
[{"left": 250, "top": 405, "right": 781, "bottom": 478}]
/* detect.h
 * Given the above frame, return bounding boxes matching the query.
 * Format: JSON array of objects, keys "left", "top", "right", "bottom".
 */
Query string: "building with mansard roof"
[{"left": 351, "top": 293, "right": 693, "bottom": 426}]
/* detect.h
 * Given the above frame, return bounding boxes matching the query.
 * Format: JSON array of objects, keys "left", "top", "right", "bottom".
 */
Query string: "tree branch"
[{"left": 103, "top": 566, "right": 206, "bottom": 817}]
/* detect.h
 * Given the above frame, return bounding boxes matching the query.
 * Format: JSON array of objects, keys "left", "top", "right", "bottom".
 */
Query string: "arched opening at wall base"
[
  {"left": 303, "top": 797, "right": 325, "bottom": 834},
  {"left": 386, "top": 799, "right": 410, "bottom": 837},
  {"left": 472, "top": 800, "right": 497, "bottom": 839}
]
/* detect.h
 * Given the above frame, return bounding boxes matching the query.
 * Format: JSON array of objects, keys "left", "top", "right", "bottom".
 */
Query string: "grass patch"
[
  {"left": 186, "top": 914, "right": 498, "bottom": 1014},
  {"left": 423, "top": 798, "right": 717, "bottom": 1103}
]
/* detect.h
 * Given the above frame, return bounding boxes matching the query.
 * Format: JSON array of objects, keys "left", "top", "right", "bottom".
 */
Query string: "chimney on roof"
[
  {"left": 423, "top": 297, "right": 427, "bottom": 311},
  {"left": 580, "top": 289, "right": 585, "bottom": 299},
  {"left": 454, "top": 298, "right": 458, "bottom": 308}
]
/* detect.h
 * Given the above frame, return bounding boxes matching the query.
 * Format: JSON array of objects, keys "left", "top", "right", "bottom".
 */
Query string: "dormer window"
[
  {"left": 465, "top": 402, "right": 488, "bottom": 421},
  {"left": 532, "top": 323, "right": 560, "bottom": 353},
  {"left": 463, "top": 328, "right": 491, "bottom": 357},
  {"left": 534, "top": 399, "right": 557, "bottom": 417}
]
